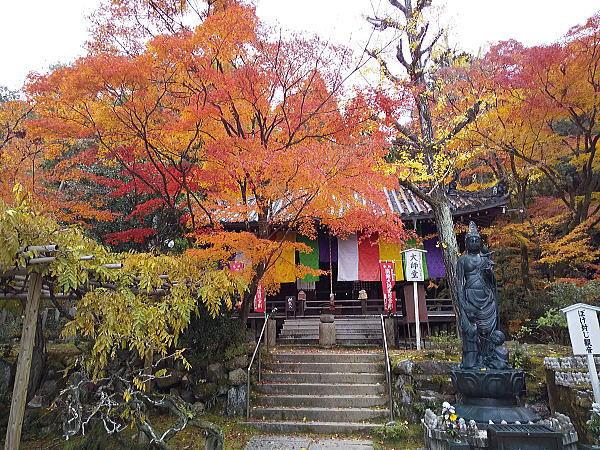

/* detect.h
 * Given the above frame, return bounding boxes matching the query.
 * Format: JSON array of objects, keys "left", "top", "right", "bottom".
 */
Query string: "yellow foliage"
[
  {"left": 538, "top": 218, "right": 600, "bottom": 268},
  {"left": 0, "top": 190, "right": 245, "bottom": 379}
]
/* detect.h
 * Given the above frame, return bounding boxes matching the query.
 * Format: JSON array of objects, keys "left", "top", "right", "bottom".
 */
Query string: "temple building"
[{"left": 238, "top": 183, "right": 509, "bottom": 336}]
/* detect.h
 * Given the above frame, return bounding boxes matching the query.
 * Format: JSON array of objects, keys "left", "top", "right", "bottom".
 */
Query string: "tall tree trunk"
[
  {"left": 240, "top": 213, "right": 269, "bottom": 325},
  {"left": 240, "top": 264, "right": 264, "bottom": 325},
  {"left": 520, "top": 244, "right": 533, "bottom": 291},
  {"left": 431, "top": 194, "right": 461, "bottom": 335}
]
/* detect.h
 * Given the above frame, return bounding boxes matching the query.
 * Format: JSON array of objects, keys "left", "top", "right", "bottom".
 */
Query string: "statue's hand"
[{"left": 461, "top": 316, "right": 477, "bottom": 336}]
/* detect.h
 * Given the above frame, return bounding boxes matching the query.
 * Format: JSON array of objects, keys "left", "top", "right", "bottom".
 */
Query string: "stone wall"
[
  {"left": 544, "top": 356, "right": 599, "bottom": 444},
  {"left": 0, "top": 324, "right": 258, "bottom": 425},
  {"left": 392, "top": 358, "right": 458, "bottom": 422},
  {"left": 422, "top": 410, "right": 578, "bottom": 450},
  {"left": 0, "top": 307, "right": 70, "bottom": 342}
]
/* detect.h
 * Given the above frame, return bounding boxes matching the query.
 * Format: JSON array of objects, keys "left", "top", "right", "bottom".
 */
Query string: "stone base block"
[
  {"left": 319, "top": 321, "right": 335, "bottom": 347},
  {"left": 453, "top": 401, "right": 540, "bottom": 424}
]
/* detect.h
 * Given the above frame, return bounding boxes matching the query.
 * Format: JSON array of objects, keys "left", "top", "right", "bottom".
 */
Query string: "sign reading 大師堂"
[{"left": 404, "top": 249, "right": 424, "bottom": 282}]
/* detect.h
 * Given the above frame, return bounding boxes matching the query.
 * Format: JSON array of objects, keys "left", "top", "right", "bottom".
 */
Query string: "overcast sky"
[{"left": 1, "top": 0, "right": 598, "bottom": 91}]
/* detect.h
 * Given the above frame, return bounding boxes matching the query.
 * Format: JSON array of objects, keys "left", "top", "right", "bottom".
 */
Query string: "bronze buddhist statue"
[{"left": 456, "top": 221, "right": 508, "bottom": 370}]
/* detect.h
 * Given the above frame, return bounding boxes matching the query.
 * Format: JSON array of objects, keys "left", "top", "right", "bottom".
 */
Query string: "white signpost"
[
  {"left": 402, "top": 248, "right": 427, "bottom": 350},
  {"left": 561, "top": 303, "right": 600, "bottom": 404}
]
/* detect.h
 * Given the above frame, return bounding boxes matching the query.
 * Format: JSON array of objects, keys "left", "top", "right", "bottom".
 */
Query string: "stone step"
[
  {"left": 282, "top": 320, "right": 381, "bottom": 325},
  {"left": 243, "top": 420, "right": 382, "bottom": 434},
  {"left": 277, "top": 338, "right": 319, "bottom": 344},
  {"left": 282, "top": 318, "right": 382, "bottom": 322},
  {"left": 281, "top": 323, "right": 382, "bottom": 334},
  {"left": 336, "top": 340, "right": 382, "bottom": 347},
  {"left": 280, "top": 326, "right": 381, "bottom": 330},
  {"left": 262, "top": 371, "right": 385, "bottom": 384},
  {"left": 263, "top": 362, "right": 383, "bottom": 373},
  {"left": 269, "top": 352, "right": 383, "bottom": 363},
  {"left": 281, "top": 326, "right": 383, "bottom": 332},
  {"left": 251, "top": 406, "right": 389, "bottom": 422},
  {"left": 279, "top": 332, "right": 383, "bottom": 339},
  {"left": 254, "top": 394, "right": 387, "bottom": 408},
  {"left": 255, "top": 382, "right": 385, "bottom": 396},
  {"left": 282, "top": 318, "right": 381, "bottom": 323},
  {"left": 278, "top": 337, "right": 381, "bottom": 346},
  {"left": 282, "top": 324, "right": 382, "bottom": 330},
  {"left": 280, "top": 331, "right": 382, "bottom": 337}
]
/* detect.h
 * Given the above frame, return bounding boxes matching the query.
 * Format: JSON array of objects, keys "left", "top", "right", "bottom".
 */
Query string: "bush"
[
  {"left": 179, "top": 302, "right": 245, "bottom": 364},
  {"left": 373, "top": 422, "right": 410, "bottom": 441},
  {"left": 547, "top": 281, "right": 600, "bottom": 308},
  {"left": 588, "top": 403, "right": 600, "bottom": 444},
  {"left": 430, "top": 331, "right": 460, "bottom": 360},
  {"left": 505, "top": 281, "right": 600, "bottom": 345}
]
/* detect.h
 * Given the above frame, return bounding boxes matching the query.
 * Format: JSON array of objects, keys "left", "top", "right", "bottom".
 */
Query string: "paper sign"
[
  {"left": 229, "top": 261, "right": 244, "bottom": 271},
  {"left": 404, "top": 249, "right": 424, "bottom": 282}
]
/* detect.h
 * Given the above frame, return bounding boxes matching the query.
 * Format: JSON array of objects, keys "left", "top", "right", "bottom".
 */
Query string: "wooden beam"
[{"left": 5, "top": 271, "right": 43, "bottom": 450}]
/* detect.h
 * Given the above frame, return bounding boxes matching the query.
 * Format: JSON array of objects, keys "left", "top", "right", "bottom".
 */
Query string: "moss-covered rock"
[{"left": 194, "top": 382, "right": 218, "bottom": 402}]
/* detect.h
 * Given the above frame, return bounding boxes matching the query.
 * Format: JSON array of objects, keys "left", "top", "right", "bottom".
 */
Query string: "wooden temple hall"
[{"left": 245, "top": 184, "right": 509, "bottom": 342}]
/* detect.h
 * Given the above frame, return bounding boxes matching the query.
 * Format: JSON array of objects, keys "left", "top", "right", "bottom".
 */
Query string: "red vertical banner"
[
  {"left": 358, "top": 232, "right": 380, "bottom": 281},
  {"left": 380, "top": 261, "right": 396, "bottom": 312},
  {"left": 254, "top": 282, "right": 265, "bottom": 313}
]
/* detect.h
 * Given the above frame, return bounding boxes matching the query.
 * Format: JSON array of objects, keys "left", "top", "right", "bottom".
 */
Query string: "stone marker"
[
  {"left": 244, "top": 436, "right": 374, "bottom": 450},
  {"left": 319, "top": 314, "right": 335, "bottom": 347}
]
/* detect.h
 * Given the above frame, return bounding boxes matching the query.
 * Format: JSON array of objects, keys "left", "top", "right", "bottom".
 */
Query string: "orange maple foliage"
[
  {"left": 27, "top": 1, "right": 409, "bottom": 320},
  {"left": 0, "top": 98, "right": 37, "bottom": 200},
  {"left": 458, "top": 15, "right": 600, "bottom": 283},
  {"left": 470, "top": 15, "right": 600, "bottom": 228}
]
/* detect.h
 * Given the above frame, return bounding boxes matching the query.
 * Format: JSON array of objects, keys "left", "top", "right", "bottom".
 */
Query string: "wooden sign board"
[
  {"left": 403, "top": 248, "right": 425, "bottom": 282},
  {"left": 561, "top": 303, "right": 600, "bottom": 355}
]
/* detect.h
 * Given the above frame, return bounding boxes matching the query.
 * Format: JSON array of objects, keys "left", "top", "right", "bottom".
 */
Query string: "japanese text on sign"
[
  {"left": 254, "top": 282, "right": 265, "bottom": 313},
  {"left": 379, "top": 261, "right": 396, "bottom": 312},
  {"left": 565, "top": 306, "right": 600, "bottom": 355},
  {"left": 404, "top": 249, "right": 424, "bottom": 282}
]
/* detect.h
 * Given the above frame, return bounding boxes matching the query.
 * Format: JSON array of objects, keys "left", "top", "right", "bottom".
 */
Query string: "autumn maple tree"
[
  {"left": 27, "top": 0, "right": 409, "bottom": 321},
  {"left": 0, "top": 90, "right": 37, "bottom": 201},
  {"left": 464, "top": 15, "right": 600, "bottom": 284}
]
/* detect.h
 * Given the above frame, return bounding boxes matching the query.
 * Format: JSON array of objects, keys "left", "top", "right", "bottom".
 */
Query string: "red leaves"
[
  {"left": 128, "top": 198, "right": 166, "bottom": 219},
  {"left": 103, "top": 227, "right": 158, "bottom": 244}
]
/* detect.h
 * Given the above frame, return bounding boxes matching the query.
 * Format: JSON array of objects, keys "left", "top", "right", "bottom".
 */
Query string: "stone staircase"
[
  {"left": 278, "top": 316, "right": 383, "bottom": 346},
  {"left": 247, "top": 348, "right": 390, "bottom": 433}
]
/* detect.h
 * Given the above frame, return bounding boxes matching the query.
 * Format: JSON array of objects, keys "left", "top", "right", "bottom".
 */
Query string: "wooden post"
[
  {"left": 413, "top": 281, "right": 421, "bottom": 350},
  {"left": 586, "top": 353, "right": 600, "bottom": 404},
  {"left": 5, "top": 271, "right": 43, "bottom": 450}
]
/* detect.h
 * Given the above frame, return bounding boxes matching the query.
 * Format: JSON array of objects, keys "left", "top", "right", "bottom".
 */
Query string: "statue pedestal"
[{"left": 450, "top": 369, "right": 539, "bottom": 424}]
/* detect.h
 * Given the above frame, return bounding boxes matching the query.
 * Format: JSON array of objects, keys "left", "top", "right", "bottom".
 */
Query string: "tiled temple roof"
[
  {"left": 221, "top": 183, "right": 508, "bottom": 225},
  {"left": 385, "top": 184, "right": 509, "bottom": 220}
]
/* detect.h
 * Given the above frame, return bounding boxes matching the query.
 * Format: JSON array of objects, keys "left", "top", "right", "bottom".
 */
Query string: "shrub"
[
  {"left": 588, "top": 403, "right": 600, "bottom": 444},
  {"left": 179, "top": 302, "right": 245, "bottom": 364},
  {"left": 430, "top": 331, "right": 460, "bottom": 360},
  {"left": 373, "top": 422, "right": 410, "bottom": 441}
]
